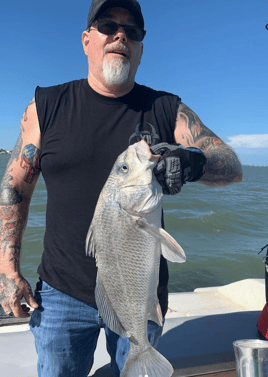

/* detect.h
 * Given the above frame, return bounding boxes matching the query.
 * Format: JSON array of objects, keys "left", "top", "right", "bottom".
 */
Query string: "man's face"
[{"left": 82, "top": 7, "right": 143, "bottom": 89}]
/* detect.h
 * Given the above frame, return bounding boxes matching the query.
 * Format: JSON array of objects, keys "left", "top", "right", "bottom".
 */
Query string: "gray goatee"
[{"left": 103, "top": 56, "right": 130, "bottom": 85}]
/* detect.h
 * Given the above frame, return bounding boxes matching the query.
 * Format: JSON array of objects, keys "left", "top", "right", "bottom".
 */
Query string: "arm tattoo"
[
  {"left": 20, "top": 144, "right": 41, "bottom": 184},
  {"left": 199, "top": 144, "right": 243, "bottom": 185},
  {"left": 177, "top": 103, "right": 242, "bottom": 186},
  {"left": 0, "top": 100, "right": 39, "bottom": 277},
  {"left": 0, "top": 208, "right": 15, "bottom": 256},
  {"left": 23, "top": 98, "right": 35, "bottom": 122},
  {"left": 6, "top": 98, "right": 36, "bottom": 170},
  {"left": 0, "top": 175, "right": 23, "bottom": 206},
  {"left": 0, "top": 274, "right": 19, "bottom": 302},
  {"left": 0, "top": 205, "right": 24, "bottom": 271},
  {"left": 0, "top": 206, "right": 14, "bottom": 220},
  {"left": 9, "top": 242, "right": 21, "bottom": 272},
  {"left": 176, "top": 103, "right": 219, "bottom": 144},
  {"left": 6, "top": 131, "right": 23, "bottom": 171}
]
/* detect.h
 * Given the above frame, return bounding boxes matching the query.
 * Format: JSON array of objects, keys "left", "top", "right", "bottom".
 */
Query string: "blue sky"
[{"left": 1, "top": 0, "right": 267, "bottom": 165}]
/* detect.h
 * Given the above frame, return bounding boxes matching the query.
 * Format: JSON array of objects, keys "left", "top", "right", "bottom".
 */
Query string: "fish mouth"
[{"left": 134, "top": 140, "right": 161, "bottom": 162}]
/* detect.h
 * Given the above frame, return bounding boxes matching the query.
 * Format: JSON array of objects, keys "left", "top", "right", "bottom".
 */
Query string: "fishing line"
[{"left": 258, "top": 244, "right": 268, "bottom": 255}]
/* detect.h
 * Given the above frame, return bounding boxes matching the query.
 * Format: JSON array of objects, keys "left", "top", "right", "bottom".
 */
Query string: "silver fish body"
[{"left": 86, "top": 140, "right": 186, "bottom": 377}]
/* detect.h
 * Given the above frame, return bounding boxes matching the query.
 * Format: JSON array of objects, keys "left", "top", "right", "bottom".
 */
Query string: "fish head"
[{"left": 108, "top": 140, "right": 163, "bottom": 214}]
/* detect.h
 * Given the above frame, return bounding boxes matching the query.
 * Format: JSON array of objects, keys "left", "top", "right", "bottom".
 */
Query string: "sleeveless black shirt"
[{"left": 36, "top": 79, "right": 180, "bottom": 316}]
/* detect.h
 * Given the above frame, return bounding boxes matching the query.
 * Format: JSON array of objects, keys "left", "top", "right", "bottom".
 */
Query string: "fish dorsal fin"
[
  {"left": 85, "top": 223, "right": 95, "bottom": 257},
  {"left": 95, "top": 276, "right": 130, "bottom": 338},
  {"left": 136, "top": 218, "right": 186, "bottom": 263},
  {"left": 148, "top": 301, "right": 163, "bottom": 326}
]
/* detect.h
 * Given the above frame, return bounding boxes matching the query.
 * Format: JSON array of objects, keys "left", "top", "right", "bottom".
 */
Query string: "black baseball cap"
[{"left": 86, "top": 0, "right": 145, "bottom": 30}]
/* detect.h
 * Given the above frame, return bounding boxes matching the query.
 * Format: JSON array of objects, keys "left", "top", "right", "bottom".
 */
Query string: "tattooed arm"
[
  {"left": 174, "top": 102, "right": 243, "bottom": 186},
  {"left": 0, "top": 98, "right": 41, "bottom": 317}
]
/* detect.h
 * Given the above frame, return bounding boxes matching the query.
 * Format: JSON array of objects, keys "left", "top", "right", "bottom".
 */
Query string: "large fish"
[{"left": 86, "top": 140, "right": 186, "bottom": 377}]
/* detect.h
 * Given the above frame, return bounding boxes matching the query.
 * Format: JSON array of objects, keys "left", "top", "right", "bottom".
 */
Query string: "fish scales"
[
  {"left": 94, "top": 200, "right": 159, "bottom": 333},
  {"left": 86, "top": 140, "right": 186, "bottom": 377}
]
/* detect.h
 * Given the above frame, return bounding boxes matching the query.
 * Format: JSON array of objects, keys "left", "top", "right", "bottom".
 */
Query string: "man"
[{"left": 0, "top": 0, "right": 242, "bottom": 376}]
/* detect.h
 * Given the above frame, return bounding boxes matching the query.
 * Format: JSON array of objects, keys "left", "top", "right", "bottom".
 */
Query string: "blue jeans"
[{"left": 30, "top": 280, "right": 163, "bottom": 377}]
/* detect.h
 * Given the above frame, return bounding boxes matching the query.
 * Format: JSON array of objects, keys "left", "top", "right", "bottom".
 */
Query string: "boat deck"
[
  {"left": 0, "top": 279, "right": 264, "bottom": 376},
  {"left": 199, "top": 371, "right": 236, "bottom": 377}
]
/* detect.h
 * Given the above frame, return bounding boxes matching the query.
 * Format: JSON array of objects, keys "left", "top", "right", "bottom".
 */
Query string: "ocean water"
[{"left": 0, "top": 154, "right": 267, "bottom": 293}]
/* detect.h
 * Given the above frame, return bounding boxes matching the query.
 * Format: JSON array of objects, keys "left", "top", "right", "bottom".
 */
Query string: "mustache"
[{"left": 104, "top": 43, "right": 131, "bottom": 57}]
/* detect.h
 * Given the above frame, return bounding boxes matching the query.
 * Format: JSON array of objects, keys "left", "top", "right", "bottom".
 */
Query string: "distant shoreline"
[
  {"left": 243, "top": 164, "right": 268, "bottom": 168},
  {"left": 0, "top": 149, "right": 12, "bottom": 155}
]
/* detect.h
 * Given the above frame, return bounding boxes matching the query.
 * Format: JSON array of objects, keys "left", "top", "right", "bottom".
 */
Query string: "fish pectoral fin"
[
  {"left": 159, "top": 228, "right": 186, "bottom": 263},
  {"left": 148, "top": 301, "right": 163, "bottom": 326},
  {"left": 85, "top": 223, "right": 95, "bottom": 257},
  {"left": 95, "top": 276, "right": 130, "bottom": 338},
  {"left": 136, "top": 218, "right": 186, "bottom": 263}
]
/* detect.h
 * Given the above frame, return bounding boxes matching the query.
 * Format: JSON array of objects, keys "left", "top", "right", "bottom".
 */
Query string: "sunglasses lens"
[
  {"left": 125, "top": 26, "right": 144, "bottom": 41},
  {"left": 97, "top": 20, "right": 145, "bottom": 41},
  {"left": 98, "top": 20, "right": 118, "bottom": 35}
]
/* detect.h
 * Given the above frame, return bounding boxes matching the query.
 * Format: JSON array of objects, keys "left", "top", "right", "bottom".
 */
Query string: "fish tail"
[{"left": 120, "top": 345, "right": 174, "bottom": 377}]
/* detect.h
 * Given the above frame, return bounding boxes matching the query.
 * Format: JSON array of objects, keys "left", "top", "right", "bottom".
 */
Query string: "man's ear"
[
  {"left": 82, "top": 31, "right": 90, "bottom": 55},
  {"left": 139, "top": 43, "right": 144, "bottom": 65}
]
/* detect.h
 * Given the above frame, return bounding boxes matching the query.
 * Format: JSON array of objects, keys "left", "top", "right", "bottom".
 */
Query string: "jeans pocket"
[{"left": 35, "top": 279, "right": 56, "bottom": 294}]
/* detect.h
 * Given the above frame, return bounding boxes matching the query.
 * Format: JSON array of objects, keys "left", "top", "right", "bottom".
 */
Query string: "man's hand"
[
  {"left": 0, "top": 274, "right": 38, "bottom": 317},
  {"left": 151, "top": 143, "right": 206, "bottom": 195}
]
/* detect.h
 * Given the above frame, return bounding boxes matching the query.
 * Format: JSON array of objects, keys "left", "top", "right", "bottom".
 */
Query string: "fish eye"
[{"left": 119, "top": 163, "right": 129, "bottom": 173}]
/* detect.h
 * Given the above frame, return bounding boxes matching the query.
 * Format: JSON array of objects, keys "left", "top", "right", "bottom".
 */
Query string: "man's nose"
[{"left": 114, "top": 26, "right": 128, "bottom": 43}]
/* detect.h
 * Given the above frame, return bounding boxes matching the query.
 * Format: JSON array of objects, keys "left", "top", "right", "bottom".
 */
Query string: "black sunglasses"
[{"left": 92, "top": 19, "right": 146, "bottom": 42}]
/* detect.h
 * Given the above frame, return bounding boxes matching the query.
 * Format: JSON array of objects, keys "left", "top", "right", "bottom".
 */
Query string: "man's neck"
[{"left": 87, "top": 73, "right": 135, "bottom": 98}]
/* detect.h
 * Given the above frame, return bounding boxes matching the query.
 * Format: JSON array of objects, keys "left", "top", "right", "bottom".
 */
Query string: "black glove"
[{"left": 151, "top": 143, "right": 207, "bottom": 195}]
